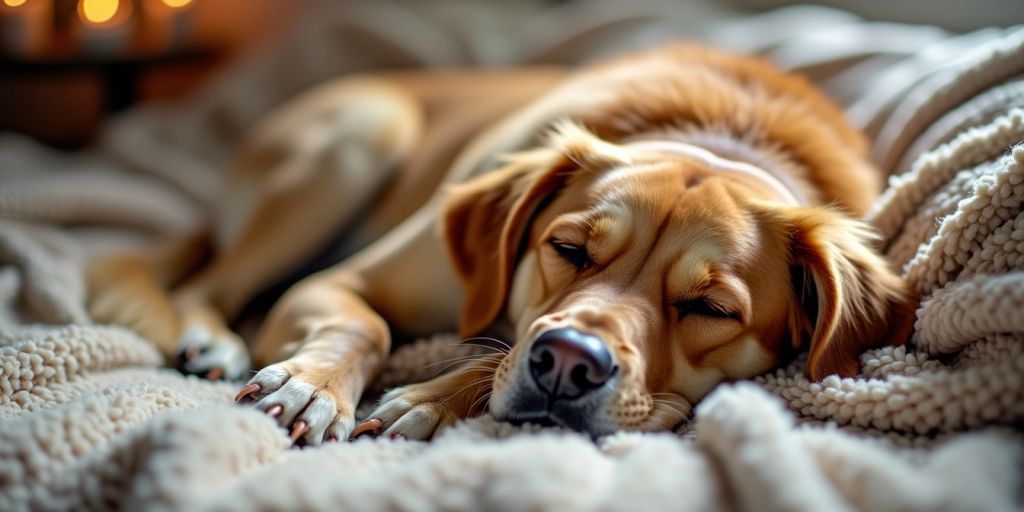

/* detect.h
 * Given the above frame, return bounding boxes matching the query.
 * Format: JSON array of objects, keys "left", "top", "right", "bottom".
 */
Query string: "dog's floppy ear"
[
  {"left": 441, "top": 121, "right": 629, "bottom": 337},
  {"left": 774, "top": 206, "right": 917, "bottom": 380}
]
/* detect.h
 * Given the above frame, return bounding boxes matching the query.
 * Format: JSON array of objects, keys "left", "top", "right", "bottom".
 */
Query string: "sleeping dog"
[{"left": 89, "top": 44, "right": 916, "bottom": 444}]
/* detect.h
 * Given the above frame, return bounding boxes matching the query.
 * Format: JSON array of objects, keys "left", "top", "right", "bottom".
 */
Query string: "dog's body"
[{"left": 89, "top": 44, "right": 915, "bottom": 444}]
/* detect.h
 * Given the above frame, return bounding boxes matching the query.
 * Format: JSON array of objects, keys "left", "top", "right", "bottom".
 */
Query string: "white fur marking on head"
[{"left": 626, "top": 139, "right": 805, "bottom": 205}]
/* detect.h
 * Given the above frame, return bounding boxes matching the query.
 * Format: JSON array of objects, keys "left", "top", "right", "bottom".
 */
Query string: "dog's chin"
[{"left": 491, "top": 381, "right": 617, "bottom": 438}]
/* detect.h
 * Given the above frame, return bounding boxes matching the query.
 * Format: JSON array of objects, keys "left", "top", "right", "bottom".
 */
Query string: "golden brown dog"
[{"left": 89, "top": 44, "right": 916, "bottom": 443}]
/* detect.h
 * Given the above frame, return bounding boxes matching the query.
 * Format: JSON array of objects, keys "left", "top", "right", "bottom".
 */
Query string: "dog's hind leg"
[
  {"left": 86, "top": 231, "right": 209, "bottom": 362},
  {"left": 172, "top": 76, "right": 424, "bottom": 380}
]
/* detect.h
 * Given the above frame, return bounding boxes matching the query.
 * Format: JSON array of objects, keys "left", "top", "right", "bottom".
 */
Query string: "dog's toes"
[
  {"left": 175, "top": 326, "right": 250, "bottom": 381},
  {"left": 382, "top": 403, "right": 449, "bottom": 440},
  {"left": 291, "top": 394, "right": 349, "bottom": 446},
  {"left": 242, "top": 364, "right": 290, "bottom": 398},
  {"left": 240, "top": 364, "right": 355, "bottom": 446},
  {"left": 359, "top": 387, "right": 454, "bottom": 441},
  {"left": 325, "top": 415, "right": 356, "bottom": 444}
]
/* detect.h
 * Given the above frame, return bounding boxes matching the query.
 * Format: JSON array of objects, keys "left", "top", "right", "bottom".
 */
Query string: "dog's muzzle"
[{"left": 499, "top": 327, "right": 619, "bottom": 434}]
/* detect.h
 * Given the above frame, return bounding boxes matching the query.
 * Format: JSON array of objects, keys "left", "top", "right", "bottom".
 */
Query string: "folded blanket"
[{"left": 1, "top": 2, "right": 1022, "bottom": 510}]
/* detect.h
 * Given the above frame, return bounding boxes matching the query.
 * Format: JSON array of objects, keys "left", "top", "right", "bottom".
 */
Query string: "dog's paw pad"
[{"left": 174, "top": 326, "right": 250, "bottom": 381}]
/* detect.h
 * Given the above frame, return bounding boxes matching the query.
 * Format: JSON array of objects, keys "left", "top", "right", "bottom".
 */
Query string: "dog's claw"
[
  {"left": 235, "top": 383, "right": 261, "bottom": 402},
  {"left": 351, "top": 418, "right": 383, "bottom": 439},
  {"left": 290, "top": 420, "right": 310, "bottom": 443},
  {"left": 266, "top": 404, "right": 284, "bottom": 418}
]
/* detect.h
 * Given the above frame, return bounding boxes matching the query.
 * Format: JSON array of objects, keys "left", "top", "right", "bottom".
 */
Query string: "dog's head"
[{"left": 442, "top": 122, "right": 915, "bottom": 436}]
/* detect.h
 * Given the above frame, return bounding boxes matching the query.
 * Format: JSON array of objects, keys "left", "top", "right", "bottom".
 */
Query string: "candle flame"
[
  {"left": 78, "top": 0, "right": 121, "bottom": 24},
  {"left": 161, "top": 0, "right": 192, "bottom": 7},
  {"left": 3, "top": 0, "right": 28, "bottom": 7}
]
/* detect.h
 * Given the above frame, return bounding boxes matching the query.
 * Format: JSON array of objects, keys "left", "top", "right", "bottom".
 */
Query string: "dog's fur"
[{"left": 89, "top": 44, "right": 916, "bottom": 443}]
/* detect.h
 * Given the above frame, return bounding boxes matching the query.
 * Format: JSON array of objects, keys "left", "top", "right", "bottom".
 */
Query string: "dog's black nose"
[{"left": 528, "top": 328, "right": 616, "bottom": 399}]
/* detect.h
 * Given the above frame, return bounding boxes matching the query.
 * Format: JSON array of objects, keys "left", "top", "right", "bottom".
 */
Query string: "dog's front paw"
[
  {"left": 235, "top": 362, "right": 355, "bottom": 446},
  {"left": 355, "top": 384, "right": 463, "bottom": 441},
  {"left": 175, "top": 325, "right": 250, "bottom": 381},
  {"left": 354, "top": 361, "right": 498, "bottom": 441}
]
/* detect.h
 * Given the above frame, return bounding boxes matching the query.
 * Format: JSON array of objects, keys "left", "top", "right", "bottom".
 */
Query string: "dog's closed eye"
[
  {"left": 550, "top": 240, "right": 593, "bottom": 270},
  {"left": 673, "top": 298, "right": 739, "bottom": 322}
]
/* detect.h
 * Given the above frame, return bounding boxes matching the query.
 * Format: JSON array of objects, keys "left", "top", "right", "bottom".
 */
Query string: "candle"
[
  {"left": 0, "top": 0, "right": 53, "bottom": 56},
  {"left": 139, "top": 0, "right": 194, "bottom": 52},
  {"left": 73, "top": 0, "right": 134, "bottom": 55}
]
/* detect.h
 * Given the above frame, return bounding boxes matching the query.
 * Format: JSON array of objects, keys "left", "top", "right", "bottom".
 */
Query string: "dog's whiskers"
[
  {"left": 426, "top": 336, "right": 510, "bottom": 376},
  {"left": 648, "top": 392, "right": 681, "bottom": 398},
  {"left": 647, "top": 397, "right": 696, "bottom": 430},
  {"left": 441, "top": 373, "right": 495, "bottom": 409},
  {"left": 651, "top": 399, "right": 687, "bottom": 416},
  {"left": 426, "top": 352, "right": 502, "bottom": 369},
  {"left": 469, "top": 390, "right": 493, "bottom": 413},
  {"left": 648, "top": 398, "right": 691, "bottom": 429},
  {"left": 460, "top": 375, "right": 498, "bottom": 390},
  {"left": 464, "top": 373, "right": 495, "bottom": 401},
  {"left": 456, "top": 336, "right": 512, "bottom": 352},
  {"left": 447, "top": 373, "right": 498, "bottom": 398},
  {"left": 428, "top": 354, "right": 504, "bottom": 376},
  {"left": 455, "top": 343, "right": 507, "bottom": 355}
]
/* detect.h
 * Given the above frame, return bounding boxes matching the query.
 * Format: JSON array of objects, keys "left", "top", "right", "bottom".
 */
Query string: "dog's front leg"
[
  {"left": 234, "top": 275, "right": 390, "bottom": 445},
  {"left": 354, "top": 356, "right": 501, "bottom": 440},
  {"left": 236, "top": 182, "right": 468, "bottom": 445}
]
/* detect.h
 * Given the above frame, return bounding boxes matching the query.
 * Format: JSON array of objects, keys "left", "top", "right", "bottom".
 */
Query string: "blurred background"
[
  {"left": 1, "top": 0, "right": 1022, "bottom": 149},
  {"left": 0, "top": 0, "right": 307, "bottom": 147}
]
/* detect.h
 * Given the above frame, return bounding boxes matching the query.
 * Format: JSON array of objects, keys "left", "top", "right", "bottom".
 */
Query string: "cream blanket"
[{"left": 1, "top": 2, "right": 1022, "bottom": 510}]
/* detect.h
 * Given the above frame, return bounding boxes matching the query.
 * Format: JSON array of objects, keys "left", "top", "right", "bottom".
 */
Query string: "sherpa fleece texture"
[{"left": 1, "top": 2, "right": 1023, "bottom": 510}]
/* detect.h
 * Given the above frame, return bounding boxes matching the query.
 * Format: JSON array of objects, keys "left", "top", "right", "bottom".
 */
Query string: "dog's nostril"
[
  {"left": 569, "top": 364, "right": 594, "bottom": 391},
  {"left": 569, "top": 362, "right": 613, "bottom": 392},
  {"left": 531, "top": 348, "right": 555, "bottom": 375},
  {"left": 528, "top": 328, "right": 615, "bottom": 399}
]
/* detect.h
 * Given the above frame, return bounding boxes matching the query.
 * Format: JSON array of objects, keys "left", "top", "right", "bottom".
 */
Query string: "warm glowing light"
[
  {"left": 78, "top": 0, "right": 121, "bottom": 24},
  {"left": 3, "top": 0, "right": 29, "bottom": 7},
  {"left": 160, "top": 0, "right": 192, "bottom": 7}
]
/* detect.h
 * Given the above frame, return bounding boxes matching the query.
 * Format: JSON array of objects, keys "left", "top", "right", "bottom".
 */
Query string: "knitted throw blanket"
[{"left": 1, "top": 3, "right": 1022, "bottom": 510}]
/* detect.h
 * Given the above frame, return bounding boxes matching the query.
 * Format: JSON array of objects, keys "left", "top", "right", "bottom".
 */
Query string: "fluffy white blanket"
[{"left": 1, "top": 2, "right": 1022, "bottom": 510}]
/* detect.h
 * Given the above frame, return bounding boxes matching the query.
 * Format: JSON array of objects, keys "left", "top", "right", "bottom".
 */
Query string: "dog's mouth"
[
  {"left": 494, "top": 376, "right": 617, "bottom": 437},
  {"left": 504, "top": 412, "right": 560, "bottom": 428},
  {"left": 500, "top": 408, "right": 598, "bottom": 436}
]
